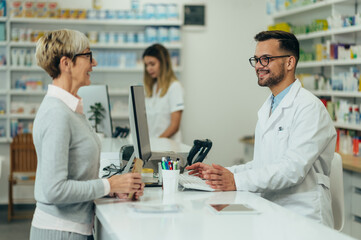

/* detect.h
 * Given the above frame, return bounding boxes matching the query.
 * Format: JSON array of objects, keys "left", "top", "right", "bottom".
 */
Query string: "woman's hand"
[{"left": 107, "top": 173, "right": 144, "bottom": 197}]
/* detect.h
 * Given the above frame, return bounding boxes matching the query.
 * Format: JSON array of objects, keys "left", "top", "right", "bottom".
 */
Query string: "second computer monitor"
[
  {"left": 78, "top": 85, "right": 113, "bottom": 137},
  {"left": 129, "top": 85, "right": 152, "bottom": 162}
]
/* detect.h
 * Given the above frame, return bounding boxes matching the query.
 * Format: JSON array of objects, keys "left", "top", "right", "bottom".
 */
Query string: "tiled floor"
[{"left": 0, "top": 205, "right": 34, "bottom": 240}]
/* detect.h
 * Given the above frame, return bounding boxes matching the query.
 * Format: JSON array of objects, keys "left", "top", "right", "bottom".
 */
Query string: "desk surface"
[
  {"left": 340, "top": 153, "right": 361, "bottom": 173},
  {"left": 95, "top": 188, "right": 354, "bottom": 240}
]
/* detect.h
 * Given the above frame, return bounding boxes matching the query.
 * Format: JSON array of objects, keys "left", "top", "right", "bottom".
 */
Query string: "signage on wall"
[{"left": 183, "top": 4, "right": 206, "bottom": 29}]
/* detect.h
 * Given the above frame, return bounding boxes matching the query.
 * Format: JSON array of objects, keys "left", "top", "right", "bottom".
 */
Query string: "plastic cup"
[{"left": 162, "top": 169, "right": 180, "bottom": 195}]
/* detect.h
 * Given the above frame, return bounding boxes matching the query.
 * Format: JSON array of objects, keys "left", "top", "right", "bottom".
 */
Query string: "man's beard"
[{"left": 257, "top": 69, "right": 285, "bottom": 88}]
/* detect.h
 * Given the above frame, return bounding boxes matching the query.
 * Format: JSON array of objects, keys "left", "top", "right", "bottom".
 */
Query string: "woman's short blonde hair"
[{"left": 35, "top": 29, "right": 89, "bottom": 79}]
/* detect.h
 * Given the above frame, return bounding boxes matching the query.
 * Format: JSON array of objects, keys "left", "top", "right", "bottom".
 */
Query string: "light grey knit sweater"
[{"left": 33, "top": 96, "right": 105, "bottom": 224}]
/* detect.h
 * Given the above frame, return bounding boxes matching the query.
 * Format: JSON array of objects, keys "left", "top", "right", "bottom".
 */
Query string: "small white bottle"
[{"left": 93, "top": 0, "right": 102, "bottom": 10}]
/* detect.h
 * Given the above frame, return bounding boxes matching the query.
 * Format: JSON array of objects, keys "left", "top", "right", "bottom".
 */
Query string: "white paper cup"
[{"left": 162, "top": 169, "right": 180, "bottom": 195}]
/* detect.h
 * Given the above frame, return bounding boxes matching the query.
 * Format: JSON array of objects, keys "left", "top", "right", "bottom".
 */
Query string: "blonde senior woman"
[{"left": 30, "top": 29, "right": 144, "bottom": 240}]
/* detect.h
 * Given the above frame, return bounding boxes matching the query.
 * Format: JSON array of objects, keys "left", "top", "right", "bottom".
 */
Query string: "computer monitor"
[
  {"left": 78, "top": 85, "right": 113, "bottom": 137},
  {"left": 122, "top": 85, "right": 152, "bottom": 173}
]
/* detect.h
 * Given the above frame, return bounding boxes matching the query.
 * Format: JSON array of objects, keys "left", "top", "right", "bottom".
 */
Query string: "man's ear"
[{"left": 287, "top": 56, "right": 296, "bottom": 71}]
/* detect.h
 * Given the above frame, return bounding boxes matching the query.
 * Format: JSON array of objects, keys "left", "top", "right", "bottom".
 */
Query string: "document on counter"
[{"left": 128, "top": 203, "right": 182, "bottom": 213}]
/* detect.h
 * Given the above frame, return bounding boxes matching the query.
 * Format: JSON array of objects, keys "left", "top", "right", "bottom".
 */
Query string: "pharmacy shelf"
[
  {"left": 108, "top": 89, "right": 128, "bottom": 96},
  {"left": 297, "top": 25, "right": 361, "bottom": 40},
  {"left": 93, "top": 66, "right": 181, "bottom": 72},
  {"left": 271, "top": 0, "right": 347, "bottom": 18},
  {"left": 9, "top": 42, "right": 35, "bottom": 47},
  {"left": 0, "top": 114, "right": 7, "bottom": 119},
  {"left": 10, "top": 114, "right": 36, "bottom": 119},
  {"left": 9, "top": 18, "right": 182, "bottom": 26},
  {"left": 9, "top": 66, "right": 42, "bottom": 71},
  {"left": 334, "top": 121, "right": 361, "bottom": 131},
  {"left": 9, "top": 90, "right": 46, "bottom": 96},
  {"left": 298, "top": 59, "right": 361, "bottom": 68},
  {"left": 10, "top": 41, "right": 182, "bottom": 49},
  {"left": 8, "top": 66, "right": 181, "bottom": 73},
  {"left": 0, "top": 137, "right": 8, "bottom": 143},
  {"left": 91, "top": 42, "right": 182, "bottom": 49},
  {"left": 310, "top": 90, "right": 361, "bottom": 98},
  {"left": 1, "top": 12, "right": 183, "bottom": 141}
]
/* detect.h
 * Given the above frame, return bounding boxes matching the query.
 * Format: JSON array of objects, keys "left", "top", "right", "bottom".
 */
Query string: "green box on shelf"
[{"left": 0, "top": 23, "right": 5, "bottom": 41}]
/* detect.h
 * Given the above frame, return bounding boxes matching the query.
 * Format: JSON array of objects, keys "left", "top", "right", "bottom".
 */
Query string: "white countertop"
[{"left": 95, "top": 188, "right": 355, "bottom": 240}]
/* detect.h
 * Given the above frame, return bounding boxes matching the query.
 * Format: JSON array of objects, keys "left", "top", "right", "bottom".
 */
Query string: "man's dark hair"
[{"left": 254, "top": 30, "right": 299, "bottom": 65}]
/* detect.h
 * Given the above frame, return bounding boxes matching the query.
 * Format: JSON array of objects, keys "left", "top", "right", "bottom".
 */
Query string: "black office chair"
[{"left": 112, "top": 126, "right": 130, "bottom": 138}]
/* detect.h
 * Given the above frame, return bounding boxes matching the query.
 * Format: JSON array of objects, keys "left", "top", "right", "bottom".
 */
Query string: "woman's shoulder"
[
  {"left": 37, "top": 97, "right": 73, "bottom": 120},
  {"left": 169, "top": 80, "right": 183, "bottom": 91}
]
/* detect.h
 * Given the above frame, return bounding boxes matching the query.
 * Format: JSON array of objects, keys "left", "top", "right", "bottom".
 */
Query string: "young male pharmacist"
[{"left": 186, "top": 30, "right": 337, "bottom": 227}]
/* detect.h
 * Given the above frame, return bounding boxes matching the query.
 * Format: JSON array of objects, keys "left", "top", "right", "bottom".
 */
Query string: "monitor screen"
[
  {"left": 78, "top": 85, "right": 113, "bottom": 137},
  {"left": 129, "top": 85, "right": 152, "bottom": 162}
]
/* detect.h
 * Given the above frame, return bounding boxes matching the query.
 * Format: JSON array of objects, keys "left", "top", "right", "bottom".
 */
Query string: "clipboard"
[{"left": 128, "top": 158, "right": 143, "bottom": 200}]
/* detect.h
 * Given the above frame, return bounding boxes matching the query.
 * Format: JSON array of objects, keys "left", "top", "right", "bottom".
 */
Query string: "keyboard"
[{"left": 179, "top": 173, "right": 215, "bottom": 192}]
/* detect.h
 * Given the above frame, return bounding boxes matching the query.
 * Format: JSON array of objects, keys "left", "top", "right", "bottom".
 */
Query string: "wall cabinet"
[{"left": 0, "top": 16, "right": 182, "bottom": 142}]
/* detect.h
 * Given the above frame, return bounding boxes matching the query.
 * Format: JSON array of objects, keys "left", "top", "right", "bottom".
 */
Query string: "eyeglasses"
[
  {"left": 73, "top": 51, "right": 92, "bottom": 63},
  {"left": 249, "top": 55, "right": 290, "bottom": 67}
]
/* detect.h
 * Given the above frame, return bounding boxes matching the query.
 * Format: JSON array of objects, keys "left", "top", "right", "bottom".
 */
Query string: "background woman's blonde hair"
[
  {"left": 142, "top": 44, "right": 177, "bottom": 97},
  {"left": 35, "top": 29, "right": 89, "bottom": 79}
]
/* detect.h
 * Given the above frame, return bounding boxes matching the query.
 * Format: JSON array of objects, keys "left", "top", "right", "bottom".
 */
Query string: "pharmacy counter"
[
  {"left": 94, "top": 188, "right": 354, "bottom": 240},
  {"left": 341, "top": 153, "right": 361, "bottom": 173}
]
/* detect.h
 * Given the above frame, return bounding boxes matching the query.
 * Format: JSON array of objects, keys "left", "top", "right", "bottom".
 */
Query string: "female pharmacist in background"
[
  {"left": 30, "top": 29, "right": 144, "bottom": 240},
  {"left": 143, "top": 43, "right": 184, "bottom": 142}
]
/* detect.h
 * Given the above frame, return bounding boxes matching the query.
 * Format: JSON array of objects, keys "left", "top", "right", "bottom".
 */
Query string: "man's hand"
[
  {"left": 185, "top": 162, "right": 212, "bottom": 178},
  {"left": 203, "top": 164, "right": 236, "bottom": 191}
]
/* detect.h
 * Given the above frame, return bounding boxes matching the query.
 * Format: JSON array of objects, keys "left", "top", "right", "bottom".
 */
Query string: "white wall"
[
  {"left": 181, "top": 0, "right": 270, "bottom": 166},
  {"left": 0, "top": 0, "right": 270, "bottom": 204}
]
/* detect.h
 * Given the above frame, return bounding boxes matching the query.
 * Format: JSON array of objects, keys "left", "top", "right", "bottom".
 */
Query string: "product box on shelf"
[
  {"left": 11, "top": 102, "right": 40, "bottom": 115},
  {"left": 0, "top": 23, "right": 4, "bottom": 41},
  {"left": 46, "top": 2, "right": 58, "bottom": 18},
  {"left": 0, "top": 99, "right": 5, "bottom": 114},
  {"left": 10, "top": 1, "right": 23, "bottom": 17},
  {"left": 0, "top": 125, "right": 5, "bottom": 137},
  {"left": 34, "top": 2, "right": 47, "bottom": 18},
  {"left": 0, "top": 0, "right": 6, "bottom": 17},
  {"left": 23, "top": 1, "right": 35, "bottom": 18},
  {"left": 11, "top": 120, "right": 34, "bottom": 137}
]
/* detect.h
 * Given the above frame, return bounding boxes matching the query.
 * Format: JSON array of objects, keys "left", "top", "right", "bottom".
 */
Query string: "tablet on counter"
[{"left": 208, "top": 203, "right": 259, "bottom": 214}]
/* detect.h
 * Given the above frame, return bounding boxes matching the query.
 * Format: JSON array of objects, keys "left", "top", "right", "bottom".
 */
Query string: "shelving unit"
[
  {"left": 0, "top": 14, "right": 182, "bottom": 143},
  {"left": 271, "top": 0, "right": 361, "bottom": 237}
]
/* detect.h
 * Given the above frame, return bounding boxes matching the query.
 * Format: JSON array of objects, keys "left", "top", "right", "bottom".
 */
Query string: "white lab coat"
[
  {"left": 145, "top": 81, "right": 184, "bottom": 142},
  {"left": 228, "top": 79, "right": 336, "bottom": 227}
]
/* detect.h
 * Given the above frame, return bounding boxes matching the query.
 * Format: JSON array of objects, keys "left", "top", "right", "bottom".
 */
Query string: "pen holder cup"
[{"left": 162, "top": 169, "right": 180, "bottom": 195}]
